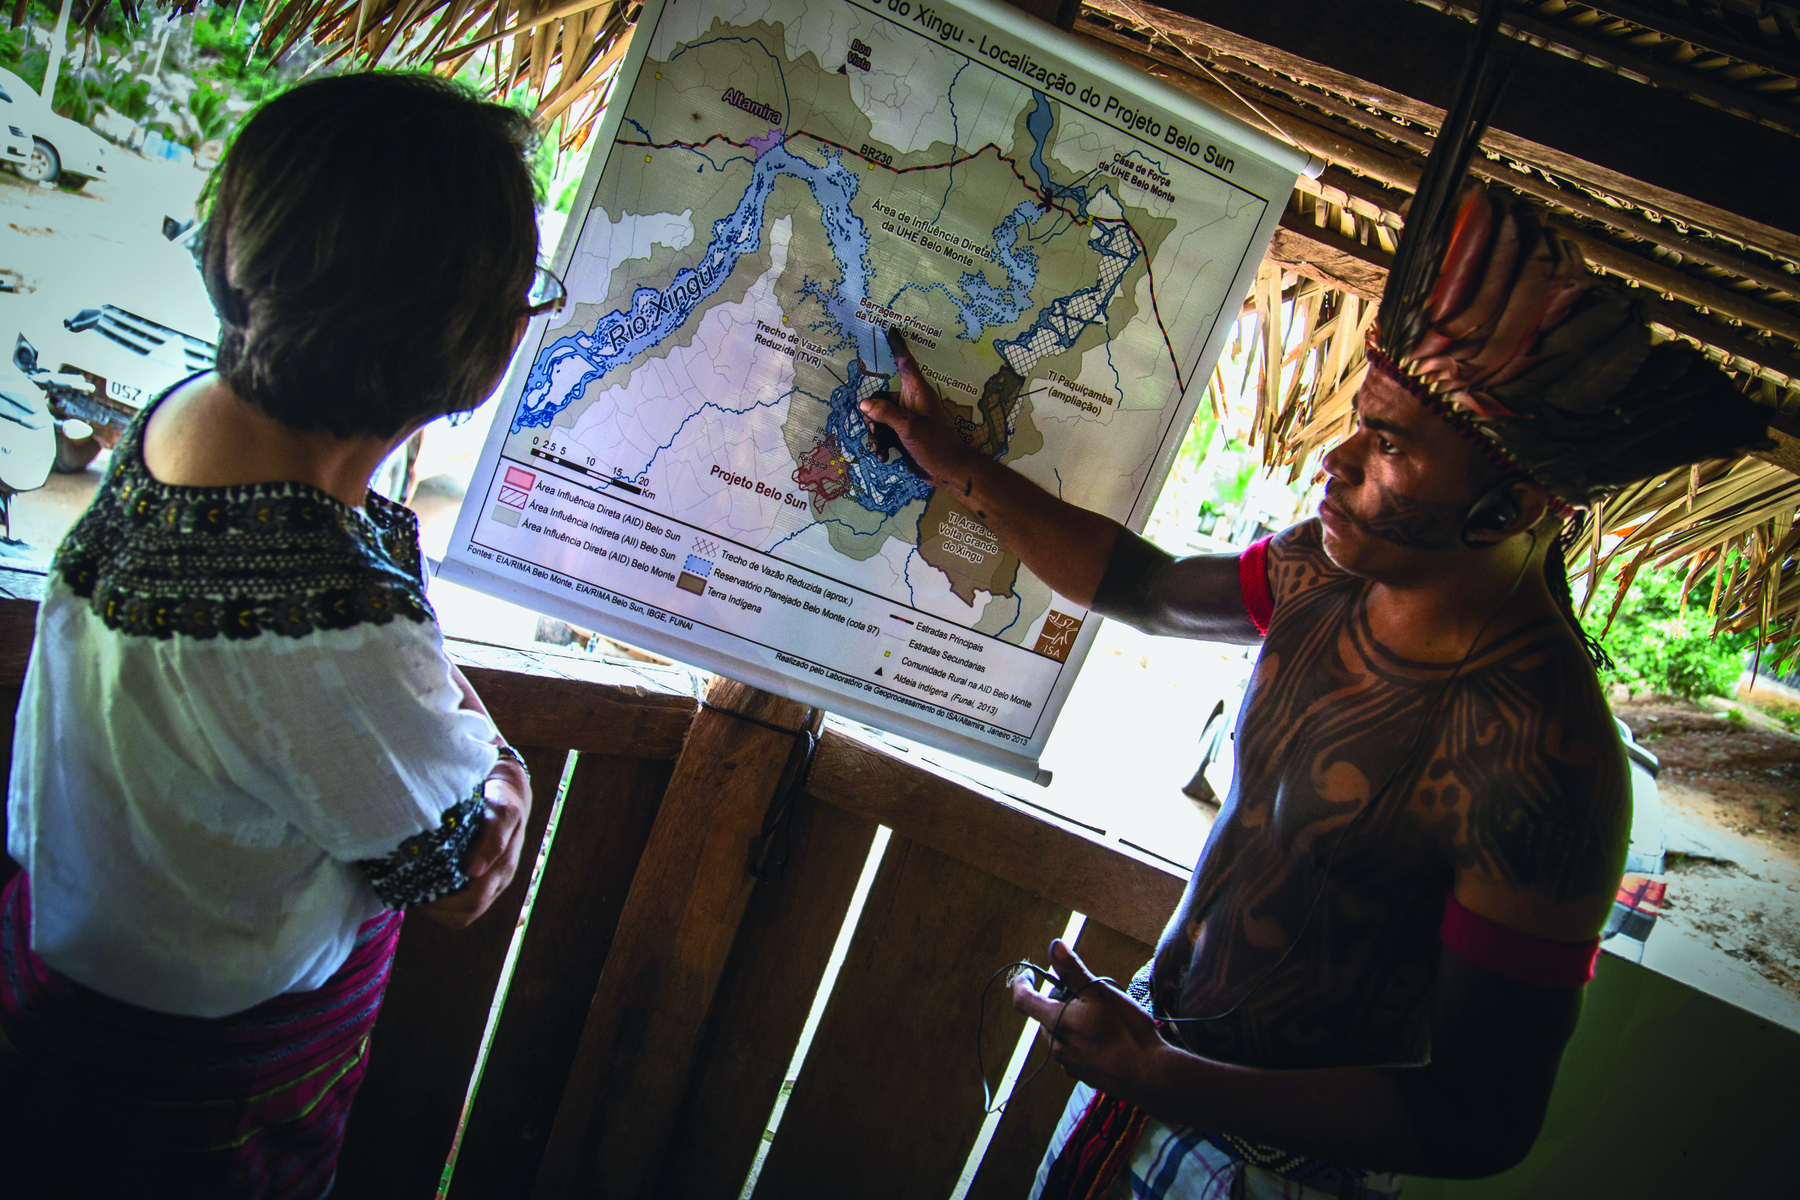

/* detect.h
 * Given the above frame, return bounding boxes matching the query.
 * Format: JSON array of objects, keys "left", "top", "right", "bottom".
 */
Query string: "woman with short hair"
[{"left": 1, "top": 72, "right": 560, "bottom": 1195}]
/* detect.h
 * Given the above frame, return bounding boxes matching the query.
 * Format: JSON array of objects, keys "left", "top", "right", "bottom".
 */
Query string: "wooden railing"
[
  {"left": 0, "top": 568, "right": 1177, "bottom": 1199},
  {"left": 10, "top": 569, "right": 1795, "bottom": 1199},
  {"left": 336, "top": 642, "right": 1177, "bottom": 1200}
]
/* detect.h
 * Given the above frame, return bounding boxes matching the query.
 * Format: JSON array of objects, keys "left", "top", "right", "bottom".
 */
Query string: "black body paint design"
[
  {"left": 1150, "top": 522, "right": 1628, "bottom": 1070},
  {"left": 1342, "top": 482, "right": 1467, "bottom": 550}
]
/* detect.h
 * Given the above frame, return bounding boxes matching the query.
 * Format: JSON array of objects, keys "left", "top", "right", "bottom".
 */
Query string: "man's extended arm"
[{"left": 859, "top": 331, "right": 1259, "bottom": 642}]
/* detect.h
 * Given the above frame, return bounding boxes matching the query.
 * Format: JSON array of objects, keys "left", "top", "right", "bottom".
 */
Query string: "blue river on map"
[{"left": 513, "top": 84, "right": 1141, "bottom": 519}]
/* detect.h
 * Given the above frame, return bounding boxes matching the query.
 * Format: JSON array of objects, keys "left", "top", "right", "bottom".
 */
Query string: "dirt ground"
[{"left": 1616, "top": 699, "right": 1800, "bottom": 1014}]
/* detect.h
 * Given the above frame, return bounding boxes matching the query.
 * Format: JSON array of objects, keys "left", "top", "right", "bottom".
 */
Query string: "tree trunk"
[{"left": 38, "top": 0, "right": 71, "bottom": 104}]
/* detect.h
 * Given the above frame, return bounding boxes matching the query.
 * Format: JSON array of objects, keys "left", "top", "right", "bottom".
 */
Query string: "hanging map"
[{"left": 442, "top": 0, "right": 1308, "bottom": 779}]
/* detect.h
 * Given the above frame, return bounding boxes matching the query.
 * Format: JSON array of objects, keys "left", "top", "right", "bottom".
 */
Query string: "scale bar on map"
[{"left": 529, "top": 447, "right": 644, "bottom": 494}]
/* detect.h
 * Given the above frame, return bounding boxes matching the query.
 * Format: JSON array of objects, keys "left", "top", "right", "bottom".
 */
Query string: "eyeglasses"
[
  {"left": 445, "top": 268, "right": 566, "bottom": 428},
  {"left": 524, "top": 263, "right": 567, "bottom": 318}
]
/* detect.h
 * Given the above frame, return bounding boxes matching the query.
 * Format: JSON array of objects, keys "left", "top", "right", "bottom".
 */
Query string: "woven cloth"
[
  {"left": 0, "top": 872, "right": 401, "bottom": 1197},
  {"left": 1033, "top": 1083, "right": 1407, "bottom": 1200}
]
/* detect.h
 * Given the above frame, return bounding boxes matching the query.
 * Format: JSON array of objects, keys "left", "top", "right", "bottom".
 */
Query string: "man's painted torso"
[{"left": 1150, "top": 522, "right": 1628, "bottom": 1069}]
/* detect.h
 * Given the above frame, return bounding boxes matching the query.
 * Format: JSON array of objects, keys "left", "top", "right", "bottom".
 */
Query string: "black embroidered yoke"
[
  {"left": 54, "top": 402, "right": 434, "bottom": 641},
  {"left": 50, "top": 392, "right": 483, "bottom": 910}
]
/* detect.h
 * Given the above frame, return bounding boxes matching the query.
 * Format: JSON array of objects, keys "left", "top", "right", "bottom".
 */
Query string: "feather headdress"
[{"left": 1373, "top": 0, "right": 1769, "bottom": 513}]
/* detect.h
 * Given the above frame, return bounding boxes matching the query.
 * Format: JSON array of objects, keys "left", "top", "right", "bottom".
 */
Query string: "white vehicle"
[
  {"left": 0, "top": 362, "right": 55, "bottom": 521},
  {"left": 0, "top": 66, "right": 113, "bottom": 186},
  {"left": 13, "top": 211, "right": 219, "bottom": 469},
  {"left": 0, "top": 71, "right": 32, "bottom": 170}
]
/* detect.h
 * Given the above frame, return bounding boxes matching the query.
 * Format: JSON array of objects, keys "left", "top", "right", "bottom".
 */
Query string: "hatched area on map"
[{"left": 499, "top": 0, "right": 1267, "bottom": 651}]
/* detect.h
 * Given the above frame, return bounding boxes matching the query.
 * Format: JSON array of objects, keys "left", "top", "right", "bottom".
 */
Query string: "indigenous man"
[{"left": 861, "top": 182, "right": 1768, "bottom": 1195}]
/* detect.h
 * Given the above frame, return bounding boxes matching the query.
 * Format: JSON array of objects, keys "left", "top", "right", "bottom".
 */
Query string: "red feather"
[
  {"left": 1438, "top": 208, "right": 1521, "bottom": 341},
  {"left": 1426, "top": 189, "right": 1497, "bottom": 324}
]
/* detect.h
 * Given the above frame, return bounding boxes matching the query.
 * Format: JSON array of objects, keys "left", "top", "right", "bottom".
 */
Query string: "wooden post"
[{"left": 530, "top": 675, "right": 814, "bottom": 1200}]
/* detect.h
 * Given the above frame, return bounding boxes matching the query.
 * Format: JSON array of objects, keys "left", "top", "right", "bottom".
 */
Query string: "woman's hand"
[
  {"left": 417, "top": 759, "right": 532, "bottom": 929},
  {"left": 859, "top": 328, "right": 978, "bottom": 488},
  {"left": 1010, "top": 938, "right": 1173, "bottom": 1104}
]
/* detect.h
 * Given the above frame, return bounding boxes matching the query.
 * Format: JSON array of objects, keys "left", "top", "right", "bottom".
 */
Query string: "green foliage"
[
  {"left": 1215, "top": 448, "right": 1256, "bottom": 508},
  {"left": 115, "top": 76, "right": 152, "bottom": 122},
  {"left": 1, "top": 28, "right": 48, "bottom": 90},
  {"left": 1585, "top": 560, "right": 1754, "bottom": 700},
  {"left": 187, "top": 81, "right": 230, "bottom": 143}
]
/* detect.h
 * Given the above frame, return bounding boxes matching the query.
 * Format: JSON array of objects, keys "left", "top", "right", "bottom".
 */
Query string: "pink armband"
[
  {"left": 1238, "top": 536, "right": 1274, "bottom": 635},
  {"left": 1440, "top": 894, "right": 1600, "bottom": 988}
]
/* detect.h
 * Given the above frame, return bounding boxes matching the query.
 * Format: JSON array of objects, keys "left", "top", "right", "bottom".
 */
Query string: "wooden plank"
[
  {"left": 450, "top": 638, "right": 698, "bottom": 759},
  {"left": 652, "top": 792, "right": 881, "bottom": 1200},
  {"left": 1269, "top": 222, "right": 1390, "bottom": 301},
  {"left": 750, "top": 835, "right": 1073, "bottom": 1200},
  {"left": 965, "top": 920, "right": 1157, "bottom": 1200},
  {"left": 449, "top": 753, "right": 674, "bottom": 1199},
  {"left": 1081, "top": 0, "right": 1800, "bottom": 259},
  {"left": 0, "top": 592, "right": 39, "bottom": 694},
  {"left": 333, "top": 744, "right": 567, "bottom": 1200},
  {"left": 807, "top": 724, "right": 1187, "bottom": 946},
  {"left": 530, "top": 677, "right": 815, "bottom": 1200}
]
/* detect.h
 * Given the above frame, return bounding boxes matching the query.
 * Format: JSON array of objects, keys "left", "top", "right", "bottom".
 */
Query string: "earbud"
[{"left": 1460, "top": 480, "right": 1521, "bottom": 548}]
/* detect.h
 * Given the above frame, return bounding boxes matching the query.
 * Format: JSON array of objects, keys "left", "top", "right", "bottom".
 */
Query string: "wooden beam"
[
  {"left": 1752, "top": 416, "right": 1800, "bottom": 478},
  {"left": 748, "top": 834, "right": 1071, "bottom": 1200},
  {"left": 1559, "top": 228, "right": 1800, "bottom": 347},
  {"left": 447, "top": 637, "right": 699, "bottom": 759},
  {"left": 1642, "top": 300, "right": 1800, "bottom": 386},
  {"left": 1573, "top": 1, "right": 1800, "bottom": 82},
  {"left": 1480, "top": 2, "right": 1800, "bottom": 137},
  {"left": 530, "top": 677, "right": 816, "bottom": 1200},
  {"left": 1272, "top": 199, "right": 1392, "bottom": 300},
  {"left": 1085, "top": 0, "right": 1800, "bottom": 260},
  {"left": 1093, "top": 20, "right": 1800, "bottom": 301},
  {"left": 1095, "top": 35, "right": 1800, "bottom": 381},
  {"left": 805, "top": 724, "right": 1187, "bottom": 946}
]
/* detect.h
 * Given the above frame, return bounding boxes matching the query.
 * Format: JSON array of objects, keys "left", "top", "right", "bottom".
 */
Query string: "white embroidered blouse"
[{"left": 6, "top": 409, "right": 498, "bottom": 1018}]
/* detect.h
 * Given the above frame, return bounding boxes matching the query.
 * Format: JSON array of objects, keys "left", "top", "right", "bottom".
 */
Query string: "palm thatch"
[
  {"left": 260, "top": 0, "right": 637, "bottom": 135},
  {"left": 1079, "top": 1, "right": 1800, "bottom": 669}
]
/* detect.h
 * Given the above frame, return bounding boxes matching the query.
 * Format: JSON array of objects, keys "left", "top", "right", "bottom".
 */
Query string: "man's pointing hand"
[{"left": 859, "top": 327, "right": 973, "bottom": 487}]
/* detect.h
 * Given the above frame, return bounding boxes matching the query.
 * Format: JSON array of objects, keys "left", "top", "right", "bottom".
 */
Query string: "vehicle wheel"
[
  {"left": 21, "top": 138, "right": 60, "bottom": 185},
  {"left": 53, "top": 424, "right": 102, "bottom": 474}
]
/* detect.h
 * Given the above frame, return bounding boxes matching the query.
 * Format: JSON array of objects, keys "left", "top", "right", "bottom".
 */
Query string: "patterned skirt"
[{"left": 0, "top": 872, "right": 402, "bottom": 1198}]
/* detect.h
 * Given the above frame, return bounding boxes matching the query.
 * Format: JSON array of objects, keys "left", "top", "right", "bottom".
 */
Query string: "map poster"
[{"left": 441, "top": 0, "right": 1310, "bottom": 780}]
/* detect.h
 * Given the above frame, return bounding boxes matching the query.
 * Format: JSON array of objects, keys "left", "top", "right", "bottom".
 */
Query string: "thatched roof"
[
  {"left": 259, "top": 0, "right": 1800, "bottom": 658},
  {"left": 253, "top": 0, "right": 638, "bottom": 135}
]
